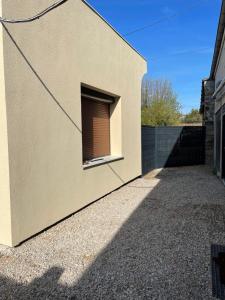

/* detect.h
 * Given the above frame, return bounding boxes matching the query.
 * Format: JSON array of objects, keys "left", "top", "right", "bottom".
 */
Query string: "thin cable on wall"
[{"left": 0, "top": 0, "right": 68, "bottom": 23}]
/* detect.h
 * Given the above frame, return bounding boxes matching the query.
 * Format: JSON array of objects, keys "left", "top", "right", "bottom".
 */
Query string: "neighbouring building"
[
  {"left": 200, "top": 0, "right": 225, "bottom": 179},
  {"left": 200, "top": 78, "right": 215, "bottom": 166},
  {"left": 0, "top": 0, "right": 147, "bottom": 246}
]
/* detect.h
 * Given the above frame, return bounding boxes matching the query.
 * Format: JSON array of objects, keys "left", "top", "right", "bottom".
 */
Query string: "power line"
[
  {"left": 0, "top": 0, "right": 68, "bottom": 23},
  {"left": 124, "top": 0, "right": 207, "bottom": 36},
  {"left": 150, "top": 46, "right": 213, "bottom": 64}
]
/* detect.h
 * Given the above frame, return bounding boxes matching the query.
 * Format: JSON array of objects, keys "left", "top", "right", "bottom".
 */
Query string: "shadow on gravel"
[
  {"left": 0, "top": 167, "right": 225, "bottom": 299},
  {"left": 0, "top": 267, "right": 66, "bottom": 299},
  {"left": 211, "top": 244, "right": 225, "bottom": 300}
]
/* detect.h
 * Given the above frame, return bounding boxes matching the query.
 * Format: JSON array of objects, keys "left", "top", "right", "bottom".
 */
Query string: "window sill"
[{"left": 83, "top": 156, "right": 124, "bottom": 170}]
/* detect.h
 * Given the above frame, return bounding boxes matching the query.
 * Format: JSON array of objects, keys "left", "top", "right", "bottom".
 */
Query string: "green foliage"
[
  {"left": 141, "top": 79, "right": 181, "bottom": 126},
  {"left": 183, "top": 109, "right": 202, "bottom": 124}
]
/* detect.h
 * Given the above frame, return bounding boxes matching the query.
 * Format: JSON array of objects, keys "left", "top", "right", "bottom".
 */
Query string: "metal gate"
[{"left": 142, "top": 126, "right": 205, "bottom": 175}]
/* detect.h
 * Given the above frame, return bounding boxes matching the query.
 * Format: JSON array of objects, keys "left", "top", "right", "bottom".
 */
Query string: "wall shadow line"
[
  {"left": 2, "top": 24, "right": 127, "bottom": 185},
  {"left": 2, "top": 24, "right": 82, "bottom": 134}
]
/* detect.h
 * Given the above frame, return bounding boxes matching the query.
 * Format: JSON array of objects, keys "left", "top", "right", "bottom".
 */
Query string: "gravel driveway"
[{"left": 0, "top": 166, "right": 225, "bottom": 299}]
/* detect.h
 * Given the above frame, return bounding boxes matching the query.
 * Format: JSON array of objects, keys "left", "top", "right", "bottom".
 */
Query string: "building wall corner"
[{"left": 0, "top": 20, "right": 13, "bottom": 246}]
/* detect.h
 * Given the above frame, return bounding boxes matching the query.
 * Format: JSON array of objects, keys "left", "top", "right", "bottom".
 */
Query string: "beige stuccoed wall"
[
  {"left": 0, "top": 2, "right": 12, "bottom": 246},
  {"left": 0, "top": 0, "right": 147, "bottom": 246}
]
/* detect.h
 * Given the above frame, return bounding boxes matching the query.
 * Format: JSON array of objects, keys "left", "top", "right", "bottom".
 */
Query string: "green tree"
[
  {"left": 183, "top": 109, "right": 202, "bottom": 124},
  {"left": 141, "top": 79, "right": 181, "bottom": 126}
]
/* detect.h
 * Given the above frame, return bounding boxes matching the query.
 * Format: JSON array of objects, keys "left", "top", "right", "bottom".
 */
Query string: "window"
[{"left": 81, "top": 86, "right": 115, "bottom": 163}]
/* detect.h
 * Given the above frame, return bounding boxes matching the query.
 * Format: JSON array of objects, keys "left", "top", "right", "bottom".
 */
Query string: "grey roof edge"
[
  {"left": 210, "top": 0, "right": 225, "bottom": 79},
  {"left": 81, "top": 0, "right": 147, "bottom": 62}
]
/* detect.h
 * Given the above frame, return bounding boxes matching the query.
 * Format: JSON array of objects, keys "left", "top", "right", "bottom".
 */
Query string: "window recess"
[
  {"left": 81, "top": 86, "right": 116, "bottom": 164},
  {"left": 81, "top": 86, "right": 115, "bottom": 104}
]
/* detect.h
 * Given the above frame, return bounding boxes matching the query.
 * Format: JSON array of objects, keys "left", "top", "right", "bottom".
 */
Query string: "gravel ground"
[{"left": 0, "top": 166, "right": 225, "bottom": 299}]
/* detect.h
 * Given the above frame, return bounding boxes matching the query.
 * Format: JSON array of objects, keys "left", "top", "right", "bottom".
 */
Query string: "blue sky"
[{"left": 87, "top": 0, "right": 221, "bottom": 114}]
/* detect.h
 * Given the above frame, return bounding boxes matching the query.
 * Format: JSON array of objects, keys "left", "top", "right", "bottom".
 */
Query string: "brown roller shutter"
[{"left": 82, "top": 97, "right": 110, "bottom": 162}]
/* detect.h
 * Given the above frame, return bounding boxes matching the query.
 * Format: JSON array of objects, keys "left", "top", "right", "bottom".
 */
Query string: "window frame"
[
  {"left": 80, "top": 82, "right": 124, "bottom": 170},
  {"left": 81, "top": 84, "right": 123, "bottom": 168}
]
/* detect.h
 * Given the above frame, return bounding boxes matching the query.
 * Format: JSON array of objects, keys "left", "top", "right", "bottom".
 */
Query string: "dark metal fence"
[{"left": 142, "top": 126, "right": 205, "bottom": 175}]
